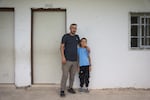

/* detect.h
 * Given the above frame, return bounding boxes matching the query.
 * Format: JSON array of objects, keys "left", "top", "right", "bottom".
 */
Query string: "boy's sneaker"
[
  {"left": 79, "top": 87, "right": 84, "bottom": 92},
  {"left": 68, "top": 88, "right": 76, "bottom": 94},
  {"left": 60, "top": 91, "right": 65, "bottom": 97},
  {"left": 85, "top": 88, "right": 89, "bottom": 93}
]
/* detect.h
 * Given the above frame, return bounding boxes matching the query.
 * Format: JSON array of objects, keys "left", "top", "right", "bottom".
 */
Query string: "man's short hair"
[{"left": 70, "top": 23, "right": 77, "bottom": 27}]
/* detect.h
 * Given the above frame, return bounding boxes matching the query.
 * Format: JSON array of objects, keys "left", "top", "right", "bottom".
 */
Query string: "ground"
[{"left": 0, "top": 85, "right": 150, "bottom": 100}]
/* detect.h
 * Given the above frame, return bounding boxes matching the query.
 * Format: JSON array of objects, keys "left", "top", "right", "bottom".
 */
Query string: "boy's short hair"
[{"left": 80, "top": 38, "right": 87, "bottom": 41}]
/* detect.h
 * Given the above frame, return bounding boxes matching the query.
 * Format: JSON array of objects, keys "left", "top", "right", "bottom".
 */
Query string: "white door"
[
  {"left": 0, "top": 10, "right": 14, "bottom": 83},
  {"left": 33, "top": 10, "right": 66, "bottom": 84}
]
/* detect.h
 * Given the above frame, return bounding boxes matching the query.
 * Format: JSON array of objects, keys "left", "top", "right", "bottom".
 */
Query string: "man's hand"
[
  {"left": 86, "top": 46, "right": 90, "bottom": 53},
  {"left": 78, "top": 67, "right": 80, "bottom": 72},
  {"left": 62, "top": 57, "right": 66, "bottom": 64}
]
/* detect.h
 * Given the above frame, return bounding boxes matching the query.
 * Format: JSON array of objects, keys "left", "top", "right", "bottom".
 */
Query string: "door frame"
[
  {"left": 0, "top": 7, "right": 14, "bottom": 11},
  {"left": 0, "top": 7, "right": 15, "bottom": 84},
  {"left": 31, "top": 8, "right": 67, "bottom": 84}
]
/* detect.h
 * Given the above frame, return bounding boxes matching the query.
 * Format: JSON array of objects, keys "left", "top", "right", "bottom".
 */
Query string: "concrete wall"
[{"left": 0, "top": 0, "right": 150, "bottom": 89}]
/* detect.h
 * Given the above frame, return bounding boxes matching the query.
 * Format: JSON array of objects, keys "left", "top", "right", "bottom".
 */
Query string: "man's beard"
[{"left": 71, "top": 31, "right": 76, "bottom": 34}]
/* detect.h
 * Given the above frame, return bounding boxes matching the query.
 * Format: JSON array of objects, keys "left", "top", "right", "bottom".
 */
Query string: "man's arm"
[{"left": 60, "top": 43, "right": 66, "bottom": 64}]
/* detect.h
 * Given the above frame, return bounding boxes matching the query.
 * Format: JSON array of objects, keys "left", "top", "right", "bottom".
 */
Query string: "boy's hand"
[{"left": 89, "top": 66, "right": 92, "bottom": 72}]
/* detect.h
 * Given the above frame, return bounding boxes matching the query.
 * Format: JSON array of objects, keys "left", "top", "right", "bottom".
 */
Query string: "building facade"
[{"left": 0, "top": 0, "right": 150, "bottom": 89}]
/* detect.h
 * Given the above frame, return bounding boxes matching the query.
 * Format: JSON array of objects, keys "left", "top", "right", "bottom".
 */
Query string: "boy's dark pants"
[{"left": 79, "top": 66, "right": 90, "bottom": 88}]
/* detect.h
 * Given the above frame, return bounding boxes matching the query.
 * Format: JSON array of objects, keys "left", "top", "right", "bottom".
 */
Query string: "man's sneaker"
[
  {"left": 68, "top": 88, "right": 76, "bottom": 94},
  {"left": 79, "top": 87, "right": 84, "bottom": 92},
  {"left": 85, "top": 88, "right": 89, "bottom": 93},
  {"left": 60, "top": 91, "right": 65, "bottom": 97}
]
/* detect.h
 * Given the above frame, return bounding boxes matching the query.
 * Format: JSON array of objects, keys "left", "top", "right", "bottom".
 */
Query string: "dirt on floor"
[{"left": 0, "top": 86, "right": 150, "bottom": 100}]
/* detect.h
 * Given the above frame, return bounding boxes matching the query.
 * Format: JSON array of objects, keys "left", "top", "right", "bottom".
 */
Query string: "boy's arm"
[{"left": 88, "top": 55, "right": 92, "bottom": 72}]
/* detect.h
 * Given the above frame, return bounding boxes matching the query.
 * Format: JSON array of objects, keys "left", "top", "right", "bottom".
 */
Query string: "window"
[{"left": 130, "top": 13, "right": 150, "bottom": 49}]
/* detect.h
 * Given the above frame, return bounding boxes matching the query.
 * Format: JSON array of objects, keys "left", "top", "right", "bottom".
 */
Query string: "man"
[{"left": 60, "top": 23, "right": 80, "bottom": 97}]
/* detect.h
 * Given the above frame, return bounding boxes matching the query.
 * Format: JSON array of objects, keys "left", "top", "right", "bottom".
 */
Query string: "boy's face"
[{"left": 81, "top": 39, "right": 87, "bottom": 47}]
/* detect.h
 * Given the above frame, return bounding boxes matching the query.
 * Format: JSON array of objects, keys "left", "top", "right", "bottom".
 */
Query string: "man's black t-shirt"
[{"left": 61, "top": 33, "right": 80, "bottom": 61}]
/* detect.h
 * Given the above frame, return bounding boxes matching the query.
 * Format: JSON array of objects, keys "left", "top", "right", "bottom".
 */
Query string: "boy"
[{"left": 78, "top": 38, "right": 91, "bottom": 93}]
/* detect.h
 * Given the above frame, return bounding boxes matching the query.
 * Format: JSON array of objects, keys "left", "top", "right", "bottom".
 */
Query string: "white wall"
[{"left": 1, "top": 0, "right": 150, "bottom": 89}]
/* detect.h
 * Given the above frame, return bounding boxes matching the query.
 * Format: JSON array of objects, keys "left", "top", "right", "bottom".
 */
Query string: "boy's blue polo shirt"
[{"left": 78, "top": 47, "right": 90, "bottom": 67}]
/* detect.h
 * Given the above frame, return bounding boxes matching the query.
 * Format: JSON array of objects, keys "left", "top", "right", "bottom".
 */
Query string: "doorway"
[
  {"left": 31, "top": 8, "right": 66, "bottom": 84},
  {"left": 0, "top": 8, "right": 15, "bottom": 83}
]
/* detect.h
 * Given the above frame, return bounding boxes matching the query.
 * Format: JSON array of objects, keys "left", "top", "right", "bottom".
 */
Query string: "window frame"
[{"left": 130, "top": 12, "right": 150, "bottom": 49}]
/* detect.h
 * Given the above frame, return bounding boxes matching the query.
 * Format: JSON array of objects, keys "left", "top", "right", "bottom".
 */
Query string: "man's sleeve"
[{"left": 61, "top": 34, "right": 66, "bottom": 44}]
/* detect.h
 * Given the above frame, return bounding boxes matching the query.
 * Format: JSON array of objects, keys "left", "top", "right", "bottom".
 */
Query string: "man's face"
[{"left": 70, "top": 25, "right": 77, "bottom": 34}]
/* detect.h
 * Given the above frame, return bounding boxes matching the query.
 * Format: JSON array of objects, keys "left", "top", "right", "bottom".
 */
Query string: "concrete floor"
[{"left": 0, "top": 86, "right": 150, "bottom": 100}]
